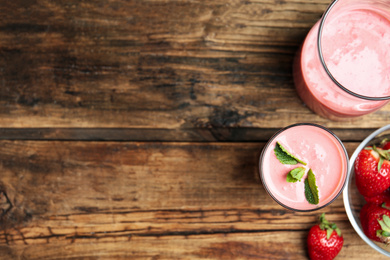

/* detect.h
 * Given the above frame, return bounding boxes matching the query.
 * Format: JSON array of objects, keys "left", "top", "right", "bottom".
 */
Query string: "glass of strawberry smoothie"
[
  {"left": 259, "top": 123, "right": 349, "bottom": 211},
  {"left": 293, "top": 0, "right": 390, "bottom": 120}
]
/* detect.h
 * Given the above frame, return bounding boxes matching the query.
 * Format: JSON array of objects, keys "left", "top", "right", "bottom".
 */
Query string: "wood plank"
[
  {"left": 0, "top": 127, "right": 379, "bottom": 142},
  {"left": 0, "top": 141, "right": 385, "bottom": 259},
  {"left": 0, "top": 230, "right": 377, "bottom": 260},
  {"left": 2, "top": 0, "right": 390, "bottom": 129}
]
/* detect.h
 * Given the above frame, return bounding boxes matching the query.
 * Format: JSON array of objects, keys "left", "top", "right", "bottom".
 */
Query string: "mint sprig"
[
  {"left": 273, "top": 141, "right": 320, "bottom": 205},
  {"left": 304, "top": 169, "right": 319, "bottom": 205},
  {"left": 274, "top": 142, "right": 307, "bottom": 165},
  {"left": 286, "top": 167, "right": 305, "bottom": 183}
]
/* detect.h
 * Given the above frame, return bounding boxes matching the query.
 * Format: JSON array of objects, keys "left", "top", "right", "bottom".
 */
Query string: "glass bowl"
[{"left": 343, "top": 124, "right": 390, "bottom": 257}]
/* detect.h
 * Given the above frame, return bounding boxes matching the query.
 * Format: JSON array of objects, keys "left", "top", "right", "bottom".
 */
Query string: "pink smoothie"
[
  {"left": 293, "top": 6, "right": 390, "bottom": 120},
  {"left": 259, "top": 124, "right": 348, "bottom": 211}
]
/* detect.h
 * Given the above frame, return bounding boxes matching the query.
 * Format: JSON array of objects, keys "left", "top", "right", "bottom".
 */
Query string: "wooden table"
[{"left": 1, "top": 1, "right": 389, "bottom": 259}]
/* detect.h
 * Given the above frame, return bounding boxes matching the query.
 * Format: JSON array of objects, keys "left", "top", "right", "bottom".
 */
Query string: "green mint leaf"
[
  {"left": 290, "top": 167, "right": 306, "bottom": 180},
  {"left": 304, "top": 179, "right": 315, "bottom": 204},
  {"left": 286, "top": 173, "right": 298, "bottom": 183},
  {"left": 274, "top": 142, "right": 307, "bottom": 165},
  {"left": 304, "top": 169, "right": 319, "bottom": 205},
  {"left": 286, "top": 167, "right": 306, "bottom": 183},
  {"left": 274, "top": 143, "right": 298, "bottom": 165}
]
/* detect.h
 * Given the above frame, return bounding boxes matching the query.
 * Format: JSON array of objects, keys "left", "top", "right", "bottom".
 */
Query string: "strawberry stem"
[
  {"left": 319, "top": 213, "right": 341, "bottom": 239},
  {"left": 372, "top": 146, "right": 390, "bottom": 171},
  {"left": 377, "top": 215, "right": 390, "bottom": 244},
  {"left": 381, "top": 138, "right": 389, "bottom": 146}
]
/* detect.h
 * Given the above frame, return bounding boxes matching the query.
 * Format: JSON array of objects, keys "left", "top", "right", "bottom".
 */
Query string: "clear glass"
[
  {"left": 259, "top": 123, "right": 349, "bottom": 212},
  {"left": 293, "top": 0, "right": 390, "bottom": 120},
  {"left": 343, "top": 124, "right": 390, "bottom": 257}
]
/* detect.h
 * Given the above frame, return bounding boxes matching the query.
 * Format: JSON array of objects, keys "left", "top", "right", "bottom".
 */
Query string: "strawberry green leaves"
[
  {"left": 305, "top": 169, "right": 319, "bottom": 205},
  {"left": 274, "top": 142, "right": 307, "bottom": 165},
  {"left": 287, "top": 167, "right": 305, "bottom": 183},
  {"left": 377, "top": 215, "right": 390, "bottom": 238},
  {"left": 364, "top": 146, "right": 390, "bottom": 172},
  {"left": 319, "top": 213, "right": 342, "bottom": 239}
]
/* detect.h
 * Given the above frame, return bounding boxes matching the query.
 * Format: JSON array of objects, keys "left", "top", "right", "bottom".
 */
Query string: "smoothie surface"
[{"left": 261, "top": 125, "right": 347, "bottom": 211}]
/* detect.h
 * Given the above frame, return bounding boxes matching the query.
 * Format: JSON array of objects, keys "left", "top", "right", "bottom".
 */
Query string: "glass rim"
[
  {"left": 259, "top": 123, "right": 349, "bottom": 212},
  {"left": 317, "top": 0, "right": 390, "bottom": 101}
]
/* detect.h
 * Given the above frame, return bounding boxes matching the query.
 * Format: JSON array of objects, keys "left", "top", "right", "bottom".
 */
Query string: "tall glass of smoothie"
[
  {"left": 293, "top": 0, "right": 390, "bottom": 120},
  {"left": 259, "top": 123, "right": 349, "bottom": 211}
]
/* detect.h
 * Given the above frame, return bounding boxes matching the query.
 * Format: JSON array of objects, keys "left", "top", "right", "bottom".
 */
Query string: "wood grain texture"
[
  {"left": 0, "top": 141, "right": 384, "bottom": 259},
  {"left": 1, "top": 0, "right": 390, "bottom": 131},
  {"left": 2, "top": 0, "right": 390, "bottom": 259},
  {"left": 0, "top": 127, "right": 378, "bottom": 142}
]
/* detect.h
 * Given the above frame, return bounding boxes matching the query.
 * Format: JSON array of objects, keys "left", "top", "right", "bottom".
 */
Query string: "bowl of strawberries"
[{"left": 344, "top": 124, "right": 390, "bottom": 257}]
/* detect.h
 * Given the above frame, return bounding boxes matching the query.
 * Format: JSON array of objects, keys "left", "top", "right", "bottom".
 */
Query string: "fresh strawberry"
[
  {"left": 354, "top": 146, "right": 390, "bottom": 197},
  {"left": 364, "top": 188, "right": 390, "bottom": 205},
  {"left": 307, "top": 213, "right": 343, "bottom": 260},
  {"left": 360, "top": 203, "right": 390, "bottom": 244},
  {"left": 381, "top": 139, "right": 390, "bottom": 150}
]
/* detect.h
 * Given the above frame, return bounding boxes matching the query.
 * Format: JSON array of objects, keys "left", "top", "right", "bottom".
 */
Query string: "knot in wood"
[{"left": 0, "top": 191, "right": 12, "bottom": 217}]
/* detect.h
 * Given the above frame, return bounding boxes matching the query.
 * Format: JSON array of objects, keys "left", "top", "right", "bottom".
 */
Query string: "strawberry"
[
  {"left": 381, "top": 139, "right": 390, "bottom": 150},
  {"left": 360, "top": 203, "right": 390, "bottom": 244},
  {"left": 364, "top": 188, "right": 390, "bottom": 205},
  {"left": 307, "top": 213, "right": 343, "bottom": 260},
  {"left": 354, "top": 146, "right": 390, "bottom": 197}
]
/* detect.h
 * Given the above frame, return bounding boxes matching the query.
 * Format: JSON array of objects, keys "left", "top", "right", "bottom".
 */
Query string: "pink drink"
[
  {"left": 259, "top": 124, "right": 348, "bottom": 211},
  {"left": 293, "top": 2, "right": 390, "bottom": 120}
]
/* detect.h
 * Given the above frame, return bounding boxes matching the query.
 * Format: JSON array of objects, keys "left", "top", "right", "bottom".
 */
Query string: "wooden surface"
[{"left": 1, "top": 0, "right": 390, "bottom": 259}]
